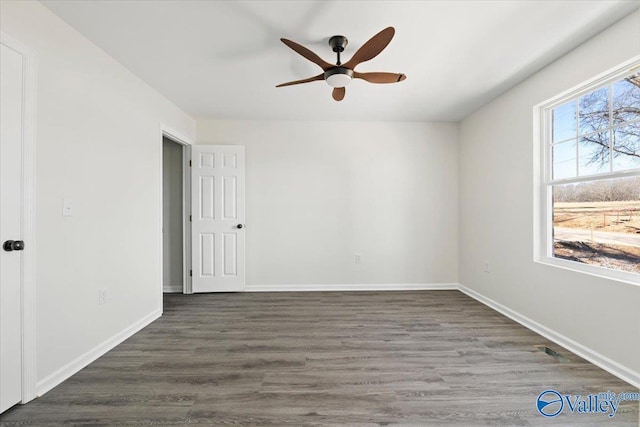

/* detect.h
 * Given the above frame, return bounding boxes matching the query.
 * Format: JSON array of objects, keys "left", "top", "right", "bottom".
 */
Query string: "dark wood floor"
[{"left": 1, "top": 291, "right": 638, "bottom": 426}]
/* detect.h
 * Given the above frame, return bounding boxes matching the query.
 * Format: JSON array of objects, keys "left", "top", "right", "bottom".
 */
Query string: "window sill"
[{"left": 535, "top": 255, "right": 640, "bottom": 287}]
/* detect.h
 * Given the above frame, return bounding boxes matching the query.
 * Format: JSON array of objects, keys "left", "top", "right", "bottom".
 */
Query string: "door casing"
[{"left": 159, "top": 126, "right": 193, "bottom": 296}]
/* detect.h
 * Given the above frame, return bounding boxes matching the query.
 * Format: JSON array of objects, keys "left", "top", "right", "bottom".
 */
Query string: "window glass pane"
[
  {"left": 578, "top": 133, "right": 610, "bottom": 176},
  {"left": 552, "top": 139, "right": 576, "bottom": 180},
  {"left": 579, "top": 86, "right": 609, "bottom": 135},
  {"left": 613, "top": 122, "right": 640, "bottom": 171},
  {"left": 552, "top": 176, "right": 640, "bottom": 274},
  {"left": 552, "top": 100, "right": 576, "bottom": 142},
  {"left": 612, "top": 72, "right": 640, "bottom": 125}
]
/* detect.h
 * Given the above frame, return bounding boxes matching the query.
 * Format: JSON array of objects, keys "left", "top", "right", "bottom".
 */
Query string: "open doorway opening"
[{"left": 161, "top": 135, "right": 191, "bottom": 294}]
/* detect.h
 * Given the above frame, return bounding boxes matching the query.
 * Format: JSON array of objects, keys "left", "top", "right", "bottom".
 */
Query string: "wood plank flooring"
[{"left": 1, "top": 291, "right": 638, "bottom": 426}]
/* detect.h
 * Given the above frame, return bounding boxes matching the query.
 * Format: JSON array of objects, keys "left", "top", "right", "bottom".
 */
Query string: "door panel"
[
  {"left": 0, "top": 43, "right": 24, "bottom": 413},
  {"left": 223, "top": 233, "right": 237, "bottom": 276},
  {"left": 200, "top": 176, "right": 215, "bottom": 219},
  {"left": 222, "top": 176, "right": 237, "bottom": 220},
  {"left": 191, "top": 145, "right": 245, "bottom": 292},
  {"left": 200, "top": 233, "right": 215, "bottom": 277}
]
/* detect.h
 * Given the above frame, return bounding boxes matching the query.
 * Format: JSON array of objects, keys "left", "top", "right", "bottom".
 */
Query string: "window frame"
[{"left": 534, "top": 56, "right": 640, "bottom": 286}]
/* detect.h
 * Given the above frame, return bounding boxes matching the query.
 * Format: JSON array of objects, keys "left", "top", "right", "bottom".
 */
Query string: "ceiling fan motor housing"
[
  {"left": 325, "top": 67, "right": 354, "bottom": 88},
  {"left": 329, "top": 35, "right": 348, "bottom": 52}
]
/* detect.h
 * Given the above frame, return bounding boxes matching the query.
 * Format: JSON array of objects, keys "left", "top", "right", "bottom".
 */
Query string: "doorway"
[{"left": 161, "top": 135, "right": 191, "bottom": 294}]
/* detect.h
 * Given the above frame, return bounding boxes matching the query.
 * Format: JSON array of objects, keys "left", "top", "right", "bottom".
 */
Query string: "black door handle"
[
  {"left": 237, "top": 224, "right": 244, "bottom": 229},
  {"left": 3, "top": 240, "right": 25, "bottom": 252}
]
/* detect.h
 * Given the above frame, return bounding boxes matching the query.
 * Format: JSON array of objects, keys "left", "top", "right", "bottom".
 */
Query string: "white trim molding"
[
  {"left": 36, "top": 309, "right": 161, "bottom": 397},
  {"left": 458, "top": 285, "right": 640, "bottom": 389},
  {"left": 244, "top": 283, "right": 459, "bottom": 292},
  {"left": 159, "top": 125, "right": 193, "bottom": 149},
  {"left": 1, "top": 31, "right": 38, "bottom": 405},
  {"left": 159, "top": 124, "right": 193, "bottom": 302}
]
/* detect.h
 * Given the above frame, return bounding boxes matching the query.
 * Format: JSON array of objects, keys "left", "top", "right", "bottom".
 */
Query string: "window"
[{"left": 535, "top": 59, "right": 640, "bottom": 285}]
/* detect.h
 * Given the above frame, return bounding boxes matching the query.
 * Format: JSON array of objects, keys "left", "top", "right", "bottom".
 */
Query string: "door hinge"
[
  {"left": 189, "top": 215, "right": 192, "bottom": 222},
  {"left": 190, "top": 270, "right": 192, "bottom": 277},
  {"left": 189, "top": 160, "right": 192, "bottom": 167}
]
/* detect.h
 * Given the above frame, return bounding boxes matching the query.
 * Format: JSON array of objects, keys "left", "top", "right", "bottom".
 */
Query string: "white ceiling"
[{"left": 42, "top": 0, "right": 638, "bottom": 122}]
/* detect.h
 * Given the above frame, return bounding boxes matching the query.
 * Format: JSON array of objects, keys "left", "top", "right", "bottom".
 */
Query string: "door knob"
[
  {"left": 3, "top": 240, "right": 25, "bottom": 252},
  {"left": 237, "top": 224, "right": 244, "bottom": 229}
]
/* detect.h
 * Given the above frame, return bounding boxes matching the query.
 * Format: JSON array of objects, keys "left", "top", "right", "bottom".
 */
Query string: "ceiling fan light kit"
[
  {"left": 277, "top": 26, "right": 406, "bottom": 101},
  {"left": 325, "top": 68, "right": 354, "bottom": 87}
]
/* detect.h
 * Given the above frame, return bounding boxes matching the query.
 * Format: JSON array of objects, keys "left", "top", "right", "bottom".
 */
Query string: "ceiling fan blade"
[
  {"left": 332, "top": 87, "right": 345, "bottom": 101},
  {"left": 343, "top": 27, "right": 395, "bottom": 70},
  {"left": 354, "top": 72, "right": 406, "bottom": 84},
  {"left": 276, "top": 73, "right": 325, "bottom": 87},
  {"left": 280, "top": 38, "right": 334, "bottom": 71}
]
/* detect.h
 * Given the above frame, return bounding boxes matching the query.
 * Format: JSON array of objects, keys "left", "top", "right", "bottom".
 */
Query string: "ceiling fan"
[{"left": 276, "top": 27, "right": 406, "bottom": 101}]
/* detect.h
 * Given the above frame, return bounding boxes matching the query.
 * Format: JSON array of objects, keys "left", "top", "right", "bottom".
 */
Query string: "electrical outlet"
[
  {"left": 355, "top": 254, "right": 362, "bottom": 264},
  {"left": 98, "top": 288, "right": 107, "bottom": 305},
  {"left": 483, "top": 262, "right": 490, "bottom": 273}
]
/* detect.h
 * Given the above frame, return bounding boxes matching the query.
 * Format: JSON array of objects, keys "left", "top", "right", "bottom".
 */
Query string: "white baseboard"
[
  {"left": 243, "top": 283, "right": 459, "bottom": 292},
  {"left": 457, "top": 285, "right": 640, "bottom": 389},
  {"left": 36, "top": 309, "right": 162, "bottom": 397},
  {"left": 163, "top": 284, "right": 182, "bottom": 293},
  {"left": 32, "top": 284, "right": 639, "bottom": 400}
]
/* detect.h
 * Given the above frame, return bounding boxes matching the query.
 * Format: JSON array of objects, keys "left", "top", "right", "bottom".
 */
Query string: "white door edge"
[{"left": 0, "top": 31, "right": 37, "bottom": 405}]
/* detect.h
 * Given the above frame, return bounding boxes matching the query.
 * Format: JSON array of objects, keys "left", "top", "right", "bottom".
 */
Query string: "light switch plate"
[{"left": 62, "top": 198, "right": 73, "bottom": 217}]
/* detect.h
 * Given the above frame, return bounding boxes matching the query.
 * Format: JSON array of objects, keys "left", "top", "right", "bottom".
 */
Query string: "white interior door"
[
  {"left": 0, "top": 43, "right": 24, "bottom": 413},
  {"left": 191, "top": 145, "right": 245, "bottom": 292}
]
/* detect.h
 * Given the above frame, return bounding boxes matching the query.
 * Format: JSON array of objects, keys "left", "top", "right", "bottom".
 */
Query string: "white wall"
[
  {"left": 459, "top": 11, "right": 640, "bottom": 380},
  {"left": 4, "top": 0, "right": 635, "bottom": 397},
  {"left": 197, "top": 120, "right": 459, "bottom": 287},
  {"left": 162, "top": 138, "right": 183, "bottom": 292},
  {"left": 1, "top": 1, "right": 195, "bottom": 388}
]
